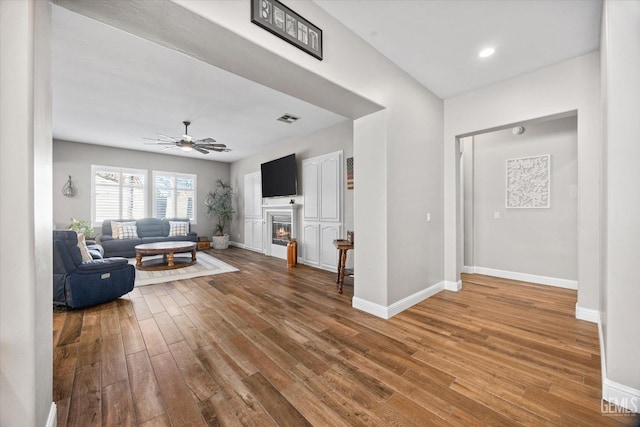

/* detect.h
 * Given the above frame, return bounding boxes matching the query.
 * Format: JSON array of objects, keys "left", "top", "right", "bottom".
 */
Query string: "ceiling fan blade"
[
  {"left": 212, "top": 147, "right": 232, "bottom": 152},
  {"left": 157, "top": 134, "right": 178, "bottom": 141},
  {"left": 194, "top": 147, "right": 209, "bottom": 154},
  {"left": 144, "top": 141, "right": 175, "bottom": 145},
  {"left": 196, "top": 137, "right": 217, "bottom": 144},
  {"left": 198, "top": 143, "right": 227, "bottom": 149}
]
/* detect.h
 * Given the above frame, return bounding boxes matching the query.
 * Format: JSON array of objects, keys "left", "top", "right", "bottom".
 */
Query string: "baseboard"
[
  {"left": 461, "top": 266, "right": 474, "bottom": 274},
  {"left": 352, "top": 281, "right": 445, "bottom": 319},
  {"left": 352, "top": 297, "right": 390, "bottom": 319},
  {"left": 229, "top": 241, "right": 264, "bottom": 254},
  {"left": 603, "top": 378, "right": 640, "bottom": 414},
  {"left": 595, "top": 310, "right": 639, "bottom": 414},
  {"left": 575, "top": 303, "right": 600, "bottom": 323},
  {"left": 46, "top": 402, "right": 57, "bottom": 427},
  {"left": 466, "top": 266, "right": 578, "bottom": 290},
  {"left": 444, "top": 280, "right": 462, "bottom": 291}
]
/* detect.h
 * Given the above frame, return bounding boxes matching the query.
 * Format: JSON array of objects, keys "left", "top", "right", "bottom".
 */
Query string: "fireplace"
[
  {"left": 271, "top": 215, "right": 292, "bottom": 246},
  {"left": 262, "top": 204, "right": 300, "bottom": 260}
]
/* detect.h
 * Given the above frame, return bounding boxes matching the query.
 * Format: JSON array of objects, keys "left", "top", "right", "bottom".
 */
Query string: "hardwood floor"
[{"left": 53, "top": 247, "right": 639, "bottom": 426}]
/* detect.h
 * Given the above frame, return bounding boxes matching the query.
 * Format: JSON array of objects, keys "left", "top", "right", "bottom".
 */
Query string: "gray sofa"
[{"left": 100, "top": 218, "right": 197, "bottom": 258}]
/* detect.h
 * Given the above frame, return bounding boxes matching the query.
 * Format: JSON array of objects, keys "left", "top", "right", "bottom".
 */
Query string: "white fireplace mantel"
[{"left": 262, "top": 204, "right": 301, "bottom": 259}]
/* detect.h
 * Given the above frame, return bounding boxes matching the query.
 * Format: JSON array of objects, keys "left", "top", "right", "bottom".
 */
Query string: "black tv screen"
[{"left": 261, "top": 154, "right": 298, "bottom": 198}]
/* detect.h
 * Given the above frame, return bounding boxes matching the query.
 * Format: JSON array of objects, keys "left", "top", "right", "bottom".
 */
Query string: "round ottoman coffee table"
[{"left": 134, "top": 241, "right": 197, "bottom": 271}]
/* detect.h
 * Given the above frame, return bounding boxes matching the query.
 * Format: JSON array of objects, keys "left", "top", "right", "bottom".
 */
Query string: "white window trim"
[
  {"left": 91, "top": 165, "right": 148, "bottom": 226},
  {"left": 152, "top": 170, "right": 197, "bottom": 223}
]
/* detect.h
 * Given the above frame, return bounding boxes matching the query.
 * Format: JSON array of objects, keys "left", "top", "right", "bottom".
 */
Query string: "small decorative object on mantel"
[
  {"left": 289, "top": 199, "right": 295, "bottom": 204},
  {"left": 251, "top": 0, "right": 323, "bottom": 60},
  {"left": 62, "top": 175, "right": 76, "bottom": 197}
]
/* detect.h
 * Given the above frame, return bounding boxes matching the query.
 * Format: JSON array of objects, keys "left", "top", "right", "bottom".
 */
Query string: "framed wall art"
[
  {"left": 506, "top": 154, "right": 551, "bottom": 208},
  {"left": 251, "top": 0, "right": 323, "bottom": 60}
]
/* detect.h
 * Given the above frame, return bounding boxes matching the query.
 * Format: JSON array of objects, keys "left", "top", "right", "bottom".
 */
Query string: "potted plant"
[
  {"left": 204, "top": 179, "right": 235, "bottom": 249},
  {"left": 67, "top": 218, "right": 95, "bottom": 239}
]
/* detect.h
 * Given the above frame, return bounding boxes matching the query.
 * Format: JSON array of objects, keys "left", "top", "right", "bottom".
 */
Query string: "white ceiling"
[
  {"left": 52, "top": 1, "right": 602, "bottom": 161},
  {"left": 316, "top": 0, "right": 602, "bottom": 98},
  {"left": 52, "top": 5, "right": 348, "bottom": 162}
]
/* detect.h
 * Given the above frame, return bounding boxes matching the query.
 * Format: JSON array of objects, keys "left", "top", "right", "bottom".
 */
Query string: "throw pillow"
[
  {"left": 77, "top": 233, "right": 93, "bottom": 262},
  {"left": 111, "top": 221, "right": 136, "bottom": 239},
  {"left": 118, "top": 225, "right": 138, "bottom": 239},
  {"left": 169, "top": 221, "right": 189, "bottom": 237}
]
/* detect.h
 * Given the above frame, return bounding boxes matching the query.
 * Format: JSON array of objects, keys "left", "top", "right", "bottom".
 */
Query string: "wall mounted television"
[{"left": 261, "top": 154, "right": 298, "bottom": 198}]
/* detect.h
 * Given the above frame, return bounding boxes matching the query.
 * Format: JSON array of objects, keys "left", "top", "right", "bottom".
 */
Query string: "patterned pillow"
[
  {"left": 111, "top": 221, "right": 136, "bottom": 238},
  {"left": 169, "top": 221, "right": 189, "bottom": 237},
  {"left": 77, "top": 233, "right": 93, "bottom": 262},
  {"left": 118, "top": 225, "right": 138, "bottom": 239}
]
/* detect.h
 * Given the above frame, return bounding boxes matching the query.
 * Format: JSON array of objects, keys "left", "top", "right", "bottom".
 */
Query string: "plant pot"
[{"left": 211, "top": 234, "right": 230, "bottom": 249}]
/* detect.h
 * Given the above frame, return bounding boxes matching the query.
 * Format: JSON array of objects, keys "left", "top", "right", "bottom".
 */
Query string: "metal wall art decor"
[
  {"left": 251, "top": 0, "right": 323, "bottom": 60},
  {"left": 506, "top": 154, "right": 551, "bottom": 208}
]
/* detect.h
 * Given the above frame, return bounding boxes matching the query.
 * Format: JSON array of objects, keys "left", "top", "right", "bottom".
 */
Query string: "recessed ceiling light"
[{"left": 478, "top": 47, "right": 495, "bottom": 58}]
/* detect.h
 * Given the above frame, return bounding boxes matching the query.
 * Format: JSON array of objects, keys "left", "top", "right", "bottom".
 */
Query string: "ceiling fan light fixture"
[{"left": 144, "top": 121, "right": 228, "bottom": 155}]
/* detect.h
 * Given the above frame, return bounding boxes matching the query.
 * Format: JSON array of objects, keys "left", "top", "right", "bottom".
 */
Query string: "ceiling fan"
[{"left": 143, "top": 121, "right": 231, "bottom": 154}]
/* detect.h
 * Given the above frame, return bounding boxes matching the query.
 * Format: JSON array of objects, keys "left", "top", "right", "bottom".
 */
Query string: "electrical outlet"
[
  {"left": 427, "top": 212, "right": 432, "bottom": 222},
  {"left": 493, "top": 211, "right": 500, "bottom": 219}
]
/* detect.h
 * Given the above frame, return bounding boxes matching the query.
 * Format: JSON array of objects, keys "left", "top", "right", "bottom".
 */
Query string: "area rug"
[{"left": 128, "top": 252, "right": 239, "bottom": 287}]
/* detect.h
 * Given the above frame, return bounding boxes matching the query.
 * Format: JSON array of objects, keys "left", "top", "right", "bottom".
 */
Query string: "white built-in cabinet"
[
  {"left": 302, "top": 151, "right": 342, "bottom": 270},
  {"left": 243, "top": 172, "right": 263, "bottom": 252}
]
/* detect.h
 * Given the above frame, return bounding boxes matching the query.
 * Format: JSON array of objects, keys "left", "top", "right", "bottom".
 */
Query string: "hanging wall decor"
[
  {"left": 251, "top": 0, "right": 323, "bottom": 60},
  {"left": 62, "top": 175, "right": 76, "bottom": 197},
  {"left": 346, "top": 157, "right": 354, "bottom": 189},
  {"left": 506, "top": 154, "right": 550, "bottom": 208}
]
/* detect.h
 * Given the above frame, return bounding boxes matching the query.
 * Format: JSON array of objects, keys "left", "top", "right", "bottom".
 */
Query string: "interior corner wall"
[
  {"left": 444, "top": 52, "right": 601, "bottom": 312},
  {"left": 52, "top": 140, "right": 229, "bottom": 238},
  {"left": 0, "top": 1, "right": 53, "bottom": 426},
  {"left": 229, "top": 120, "right": 354, "bottom": 246},
  {"left": 353, "top": 110, "right": 388, "bottom": 306},
  {"left": 602, "top": 0, "right": 640, "bottom": 392},
  {"left": 469, "top": 117, "right": 578, "bottom": 281}
]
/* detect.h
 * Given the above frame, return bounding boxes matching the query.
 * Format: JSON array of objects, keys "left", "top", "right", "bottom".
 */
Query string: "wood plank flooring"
[{"left": 53, "top": 247, "right": 640, "bottom": 426}]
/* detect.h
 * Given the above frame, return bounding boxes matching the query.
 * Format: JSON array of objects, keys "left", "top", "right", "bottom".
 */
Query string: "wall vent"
[{"left": 277, "top": 114, "right": 300, "bottom": 124}]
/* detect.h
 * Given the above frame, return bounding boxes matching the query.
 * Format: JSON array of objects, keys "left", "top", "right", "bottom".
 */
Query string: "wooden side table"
[
  {"left": 197, "top": 236, "right": 210, "bottom": 251},
  {"left": 333, "top": 239, "right": 354, "bottom": 294}
]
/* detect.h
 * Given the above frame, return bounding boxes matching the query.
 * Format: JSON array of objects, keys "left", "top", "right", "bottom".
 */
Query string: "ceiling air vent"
[{"left": 277, "top": 114, "right": 300, "bottom": 124}]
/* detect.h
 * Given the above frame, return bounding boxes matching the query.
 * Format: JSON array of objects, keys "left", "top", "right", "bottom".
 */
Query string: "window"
[
  {"left": 92, "top": 166, "right": 146, "bottom": 224},
  {"left": 152, "top": 171, "right": 196, "bottom": 221}
]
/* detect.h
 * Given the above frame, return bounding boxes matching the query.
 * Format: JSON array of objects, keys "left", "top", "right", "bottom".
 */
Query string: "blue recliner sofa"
[{"left": 53, "top": 230, "right": 135, "bottom": 309}]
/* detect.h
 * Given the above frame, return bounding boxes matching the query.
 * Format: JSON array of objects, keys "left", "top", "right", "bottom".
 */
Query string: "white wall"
[
  {"left": 229, "top": 120, "right": 354, "bottom": 246},
  {"left": 444, "top": 52, "right": 601, "bottom": 312},
  {"left": 0, "top": 1, "right": 53, "bottom": 426},
  {"left": 58, "top": 0, "right": 445, "bottom": 314},
  {"left": 601, "top": 0, "right": 640, "bottom": 394},
  {"left": 53, "top": 140, "right": 229, "bottom": 238},
  {"left": 467, "top": 117, "right": 578, "bottom": 281}
]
